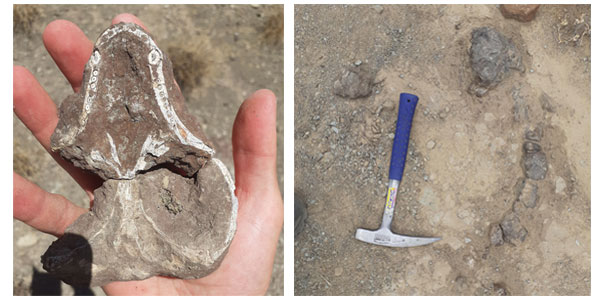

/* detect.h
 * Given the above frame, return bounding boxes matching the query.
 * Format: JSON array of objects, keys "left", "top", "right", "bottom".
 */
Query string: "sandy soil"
[
  {"left": 294, "top": 4, "right": 589, "bottom": 295},
  {"left": 13, "top": 4, "right": 283, "bottom": 296}
]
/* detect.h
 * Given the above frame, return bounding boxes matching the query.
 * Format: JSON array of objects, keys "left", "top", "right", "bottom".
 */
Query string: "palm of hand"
[{"left": 13, "top": 14, "right": 282, "bottom": 296}]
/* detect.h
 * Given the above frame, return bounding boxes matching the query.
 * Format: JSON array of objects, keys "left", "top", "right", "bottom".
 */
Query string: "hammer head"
[{"left": 355, "top": 227, "right": 441, "bottom": 247}]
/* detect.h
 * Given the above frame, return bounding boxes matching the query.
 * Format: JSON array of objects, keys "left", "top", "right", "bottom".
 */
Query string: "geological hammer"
[{"left": 355, "top": 93, "right": 441, "bottom": 247}]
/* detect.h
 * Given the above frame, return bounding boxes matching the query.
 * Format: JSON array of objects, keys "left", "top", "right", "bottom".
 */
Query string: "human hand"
[{"left": 13, "top": 13, "right": 282, "bottom": 295}]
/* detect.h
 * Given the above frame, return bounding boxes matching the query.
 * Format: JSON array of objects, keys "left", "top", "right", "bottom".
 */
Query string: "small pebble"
[
  {"left": 555, "top": 176, "right": 566, "bottom": 194},
  {"left": 335, "top": 267, "right": 343, "bottom": 276},
  {"left": 17, "top": 234, "right": 38, "bottom": 248},
  {"left": 426, "top": 140, "right": 436, "bottom": 149},
  {"left": 518, "top": 180, "right": 538, "bottom": 208},
  {"left": 372, "top": 5, "right": 384, "bottom": 14},
  {"left": 354, "top": 60, "right": 362, "bottom": 66},
  {"left": 484, "top": 113, "right": 496, "bottom": 122}
]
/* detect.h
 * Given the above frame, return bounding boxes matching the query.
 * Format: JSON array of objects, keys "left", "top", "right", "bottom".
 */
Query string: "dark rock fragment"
[
  {"left": 523, "top": 141, "right": 541, "bottom": 154},
  {"left": 525, "top": 127, "right": 542, "bottom": 141},
  {"left": 490, "top": 224, "right": 504, "bottom": 246},
  {"left": 510, "top": 86, "right": 529, "bottom": 122},
  {"left": 492, "top": 282, "right": 509, "bottom": 296},
  {"left": 523, "top": 151, "right": 548, "bottom": 180},
  {"left": 516, "top": 179, "right": 538, "bottom": 209},
  {"left": 333, "top": 64, "right": 375, "bottom": 99},
  {"left": 539, "top": 92, "right": 556, "bottom": 113},
  {"left": 500, "top": 212, "right": 528, "bottom": 245},
  {"left": 521, "top": 135, "right": 548, "bottom": 180},
  {"left": 468, "top": 27, "right": 522, "bottom": 97}
]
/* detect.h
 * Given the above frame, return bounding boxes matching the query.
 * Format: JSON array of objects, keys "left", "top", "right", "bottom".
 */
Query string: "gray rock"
[
  {"left": 555, "top": 176, "right": 567, "bottom": 194},
  {"left": 523, "top": 141, "right": 542, "bottom": 154},
  {"left": 468, "top": 27, "right": 522, "bottom": 97},
  {"left": 539, "top": 92, "right": 556, "bottom": 113},
  {"left": 426, "top": 140, "right": 436, "bottom": 149},
  {"left": 490, "top": 224, "right": 504, "bottom": 246},
  {"left": 333, "top": 65, "right": 375, "bottom": 99},
  {"left": 517, "top": 179, "right": 538, "bottom": 208},
  {"left": 43, "top": 23, "right": 237, "bottom": 287},
  {"left": 372, "top": 5, "right": 384, "bottom": 14},
  {"left": 523, "top": 151, "right": 548, "bottom": 180},
  {"left": 511, "top": 86, "right": 529, "bottom": 122},
  {"left": 493, "top": 283, "right": 509, "bottom": 296},
  {"left": 294, "top": 194, "right": 307, "bottom": 237},
  {"left": 525, "top": 127, "right": 542, "bottom": 141},
  {"left": 512, "top": 198, "right": 526, "bottom": 215},
  {"left": 500, "top": 212, "right": 528, "bottom": 244}
]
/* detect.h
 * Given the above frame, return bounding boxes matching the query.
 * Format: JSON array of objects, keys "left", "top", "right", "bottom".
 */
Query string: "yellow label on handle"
[{"left": 385, "top": 187, "right": 396, "bottom": 209}]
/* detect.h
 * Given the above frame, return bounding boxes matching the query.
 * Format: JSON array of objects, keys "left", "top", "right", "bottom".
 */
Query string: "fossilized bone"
[{"left": 42, "top": 22, "right": 237, "bottom": 287}]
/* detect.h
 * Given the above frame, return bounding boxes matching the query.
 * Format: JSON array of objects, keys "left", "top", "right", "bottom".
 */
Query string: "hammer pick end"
[{"left": 355, "top": 228, "right": 441, "bottom": 248}]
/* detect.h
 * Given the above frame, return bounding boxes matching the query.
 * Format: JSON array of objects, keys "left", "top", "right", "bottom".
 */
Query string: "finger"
[
  {"left": 232, "top": 89, "right": 280, "bottom": 201},
  {"left": 14, "top": 172, "right": 87, "bottom": 237},
  {"left": 13, "top": 66, "right": 103, "bottom": 193},
  {"left": 42, "top": 20, "right": 93, "bottom": 92},
  {"left": 112, "top": 13, "right": 149, "bottom": 31},
  {"left": 13, "top": 65, "right": 58, "bottom": 150},
  {"left": 230, "top": 89, "right": 282, "bottom": 294}
]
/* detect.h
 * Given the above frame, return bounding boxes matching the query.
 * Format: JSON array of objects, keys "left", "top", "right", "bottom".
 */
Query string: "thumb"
[
  {"left": 228, "top": 89, "right": 282, "bottom": 294},
  {"left": 232, "top": 89, "right": 279, "bottom": 202}
]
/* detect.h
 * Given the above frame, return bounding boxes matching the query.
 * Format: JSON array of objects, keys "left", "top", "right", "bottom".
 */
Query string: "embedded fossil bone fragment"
[{"left": 43, "top": 22, "right": 237, "bottom": 287}]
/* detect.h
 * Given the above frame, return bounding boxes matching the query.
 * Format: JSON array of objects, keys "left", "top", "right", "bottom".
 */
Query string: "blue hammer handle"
[{"left": 389, "top": 93, "right": 419, "bottom": 181}]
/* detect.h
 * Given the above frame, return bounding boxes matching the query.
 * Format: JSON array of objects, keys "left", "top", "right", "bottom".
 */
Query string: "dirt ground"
[
  {"left": 294, "top": 4, "right": 589, "bottom": 296},
  {"left": 13, "top": 4, "right": 283, "bottom": 296}
]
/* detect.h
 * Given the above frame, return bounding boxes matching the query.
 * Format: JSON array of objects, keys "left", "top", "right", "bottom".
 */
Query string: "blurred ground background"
[
  {"left": 13, "top": 4, "right": 283, "bottom": 296},
  {"left": 294, "top": 4, "right": 590, "bottom": 295}
]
